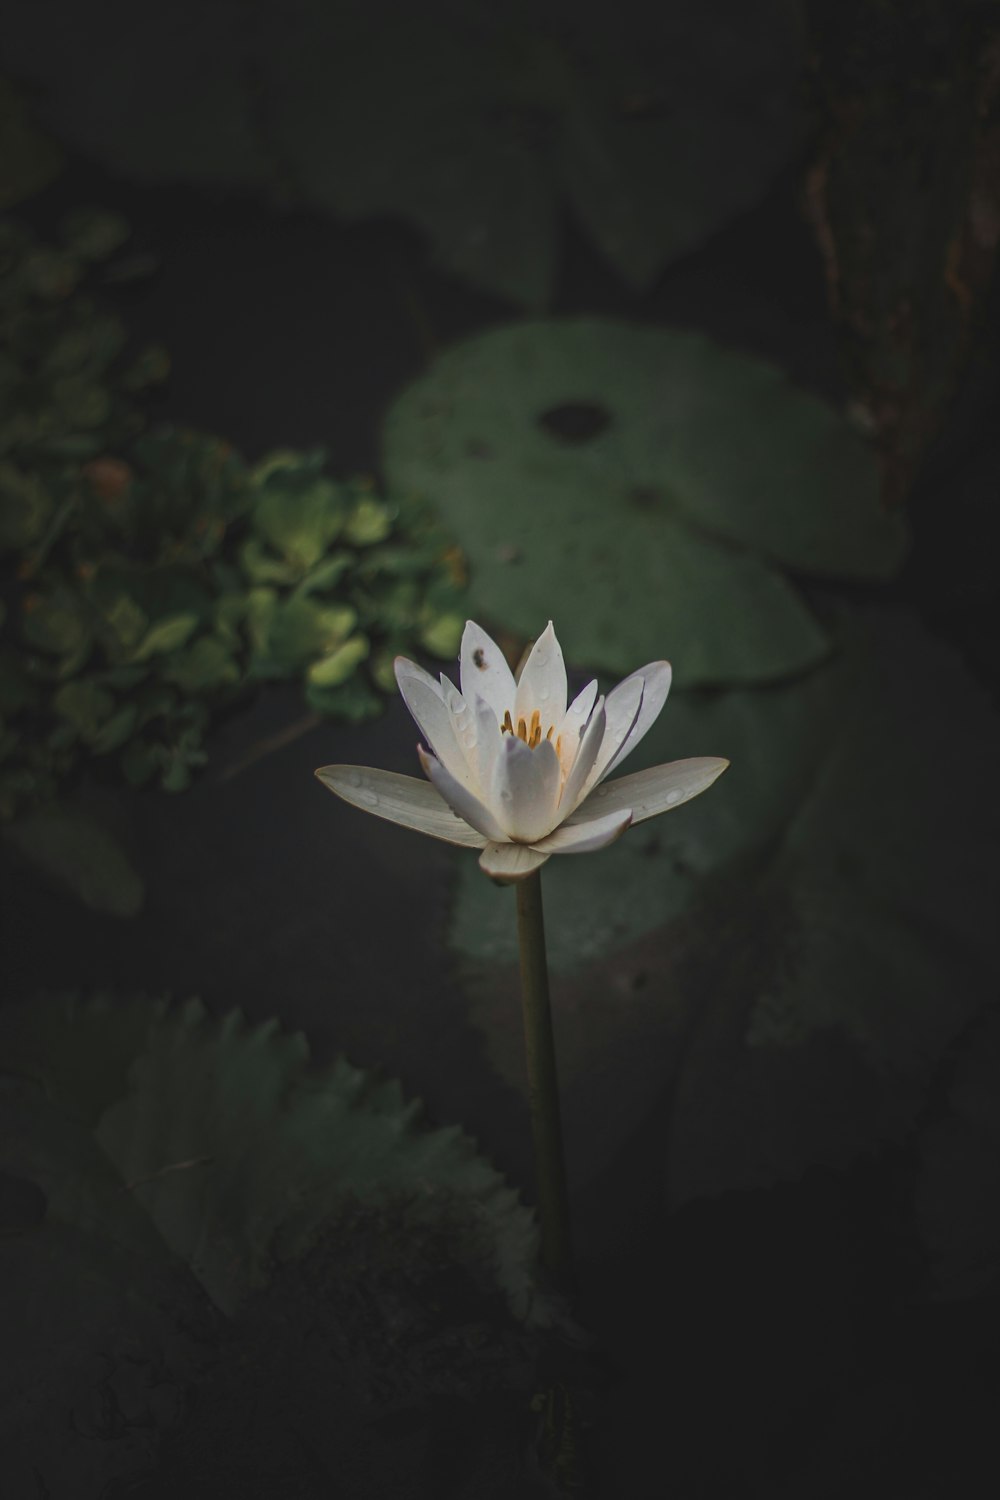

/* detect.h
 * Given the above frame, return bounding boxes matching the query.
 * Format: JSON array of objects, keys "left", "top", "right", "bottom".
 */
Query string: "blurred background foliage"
[
  {"left": 2, "top": 0, "right": 1000, "bottom": 1495},
  {"left": 0, "top": 217, "right": 465, "bottom": 822}
]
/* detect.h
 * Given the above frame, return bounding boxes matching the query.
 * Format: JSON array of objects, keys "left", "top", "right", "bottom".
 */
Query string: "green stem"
[{"left": 516, "top": 868, "right": 574, "bottom": 1286}]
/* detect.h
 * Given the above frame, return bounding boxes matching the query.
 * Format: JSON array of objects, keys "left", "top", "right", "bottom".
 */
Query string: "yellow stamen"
[{"left": 501, "top": 706, "right": 554, "bottom": 749}]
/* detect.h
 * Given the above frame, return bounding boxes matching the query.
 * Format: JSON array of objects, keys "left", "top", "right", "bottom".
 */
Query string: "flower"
[{"left": 316, "top": 620, "right": 728, "bottom": 882}]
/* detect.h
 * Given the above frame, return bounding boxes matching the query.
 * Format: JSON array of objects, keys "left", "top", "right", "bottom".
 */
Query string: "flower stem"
[{"left": 516, "top": 868, "right": 574, "bottom": 1287}]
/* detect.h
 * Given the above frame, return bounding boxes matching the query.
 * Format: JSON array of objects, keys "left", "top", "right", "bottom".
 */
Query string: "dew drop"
[
  {"left": 666, "top": 789, "right": 681, "bottom": 804},
  {"left": 349, "top": 771, "right": 362, "bottom": 788},
  {"left": 360, "top": 789, "right": 379, "bottom": 807},
  {"left": 538, "top": 687, "right": 550, "bottom": 701}
]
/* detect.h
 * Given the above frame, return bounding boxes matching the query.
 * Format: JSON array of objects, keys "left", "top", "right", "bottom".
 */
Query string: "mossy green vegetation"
[{"left": 0, "top": 218, "right": 466, "bottom": 818}]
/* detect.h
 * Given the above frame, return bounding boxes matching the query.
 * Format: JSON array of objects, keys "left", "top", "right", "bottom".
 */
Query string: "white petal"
[
  {"left": 553, "top": 678, "right": 598, "bottom": 776},
  {"left": 533, "top": 808, "right": 633, "bottom": 854},
  {"left": 471, "top": 693, "right": 503, "bottom": 796},
  {"left": 559, "top": 696, "right": 607, "bottom": 813},
  {"left": 418, "top": 746, "right": 510, "bottom": 842},
  {"left": 460, "top": 620, "right": 516, "bottom": 724},
  {"left": 492, "top": 735, "right": 562, "bottom": 842},
  {"left": 438, "top": 676, "right": 482, "bottom": 774},
  {"left": 315, "top": 765, "right": 487, "bottom": 847},
  {"left": 599, "top": 661, "right": 673, "bottom": 780},
  {"left": 582, "top": 674, "right": 644, "bottom": 794},
  {"left": 514, "top": 621, "right": 567, "bottom": 725},
  {"left": 394, "top": 657, "right": 481, "bottom": 793},
  {"left": 568, "top": 758, "right": 729, "bottom": 827},
  {"left": 478, "top": 841, "right": 550, "bottom": 883}
]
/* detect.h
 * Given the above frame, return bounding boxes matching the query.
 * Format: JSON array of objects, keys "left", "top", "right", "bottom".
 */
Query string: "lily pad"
[
  {"left": 5, "top": 0, "right": 805, "bottom": 306},
  {"left": 454, "top": 611, "right": 1000, "bottom": 1202},
  {"left": 382, "top": 320, "right": 905, "bottom": 684},
  {"left": 265, "top": 0, "right": 807, "bottom": 305}
]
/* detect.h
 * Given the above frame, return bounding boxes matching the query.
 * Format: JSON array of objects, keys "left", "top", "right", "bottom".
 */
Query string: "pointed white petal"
[
  {"left": 437, "top": 676, "right": 481, "bottom": 777},
  {"left": 395, "top": 657, "right": 480, "bottom": 793},
  {"left": 460, "top": 620, "right": 516, "bottom": 724},
  {"left": 315, "top": 765, "right": 487, "bottom": 847},
  {"left": 569, "top": 758, "right": 729, "bottom": 827},
  {"left": 478, "top": 841, "right": 550, "bottom": 883},
  {"left": 472, "top": 693, "right": 503, "bottom": 798},
  {"left": 559, "top": 696, "right": 607, "bottom": 813},
  {"left": 418, "top": 746, "right": 510, "bottom": 842},
  {"left": 553, "top": 678, "right": 599, "bottom": 776},
  {"left": 582, "top": 674, "right": 644, "bottom": 794},
  {"left": 514, "top": 621, "right": 568, "bottom": 725},
  {"left": 599, "top": 661, "right": 673, "bottom": 780},
  {"left": 533, "top": 807, "right": 633, "bottom": 854},
  {"left": 492, "top": 735, "right": 562, "bottom": 842}
]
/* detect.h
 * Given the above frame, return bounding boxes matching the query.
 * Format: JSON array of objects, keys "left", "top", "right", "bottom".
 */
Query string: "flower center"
[{"left": 501, "top": 707, "right": 555, "bottom": 750}]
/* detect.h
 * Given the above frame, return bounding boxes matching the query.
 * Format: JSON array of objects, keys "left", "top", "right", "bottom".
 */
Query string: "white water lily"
[{"left": 316, "top": 620, "right": 728, "bottom": 882}]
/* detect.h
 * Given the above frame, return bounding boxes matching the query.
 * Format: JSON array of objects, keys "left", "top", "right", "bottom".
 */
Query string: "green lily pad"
[
  {"left": 383, "top": 320, "right": 905, "bottom": 684},
  {"left": 2, "top": 803, "right": 144, "bottom": 917},
  {"left": 453, "top": 611, "right": 1000, "bottom": 1203},
  {"left": 667, "top": 612, "right": 1000, "bottom": 1201},
  {"left": 265, "top": 0, "right": 806, "bottom": 305},
  {"left": 4, "top": 2, "right": 804, "bottom": 307}
]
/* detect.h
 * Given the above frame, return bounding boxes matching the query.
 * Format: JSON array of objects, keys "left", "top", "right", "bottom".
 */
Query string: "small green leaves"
[
  {"left": 0, "top": 461, "right": 53, "bottom": 550},
  {"left": 0, "top": 221, "right": 467, "bottom": 818},
  {"left": 129, "top": 612, "right": 199, "bottom": 662},
  {"left": 250, "top": 451, "right": 347, "bottom": 576}
]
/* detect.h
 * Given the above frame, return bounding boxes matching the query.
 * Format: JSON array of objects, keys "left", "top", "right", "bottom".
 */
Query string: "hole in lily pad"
[
  {"left": 628, "top": 484, "right": 665, "bottom": 511},
  {"left": 537, "top": 401, "right": 612, "bottom": 445}
]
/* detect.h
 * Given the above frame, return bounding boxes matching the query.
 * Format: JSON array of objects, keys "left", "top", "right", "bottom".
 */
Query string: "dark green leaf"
[{"left": 3, "top": 803, "right": 144, "bottom": 917}]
